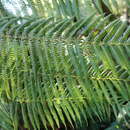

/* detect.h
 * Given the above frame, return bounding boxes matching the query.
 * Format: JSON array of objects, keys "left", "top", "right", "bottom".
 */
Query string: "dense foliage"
[{"left": 0, "top": 0, "right": 130, "bottom": 130}]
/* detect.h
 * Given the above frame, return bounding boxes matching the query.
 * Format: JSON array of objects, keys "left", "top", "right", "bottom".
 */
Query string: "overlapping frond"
[
  {"left": 0, "top": 15, "right": 130, "bottom": 43},
  {"left": 0, "top": 0, "right": 129, "bottom": 129},
  {"left": 0, "top": 33, "right": 129, "bottom": 129}
]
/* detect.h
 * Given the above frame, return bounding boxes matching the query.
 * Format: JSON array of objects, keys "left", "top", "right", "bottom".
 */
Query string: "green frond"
[
  {"left": 0, "top": 34, "right": 130, "bottom": 129},
  {"left": 0, "top": 0, "right": 130, "bottom": 129}
]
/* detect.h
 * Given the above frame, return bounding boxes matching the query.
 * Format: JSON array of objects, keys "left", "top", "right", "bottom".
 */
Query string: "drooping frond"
[
  {"left": 0, "top": 15, "right": 130, "bottom": 43},
  {"left": 0, "top": 1, "right": 130, "bottom": 129},
  {"left": 0, "top": 33, "right": 129, "bottom": 129}
]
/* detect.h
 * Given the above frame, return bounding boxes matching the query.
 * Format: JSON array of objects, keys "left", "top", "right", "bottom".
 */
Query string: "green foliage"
[
  {"left": 92, "top": 0, "right": 129, "bottom": 15},
  {"left": 0, "top": 0, "right": 130, "bottom": 130},
  {"left": 1, "top": 0, "right": 130, "bottom": 20},
  {"left": 0, "top": 34, "right": 129, "bottom": 129},
  {"left": 0, "top": 15, "right": 130, "bottom": 42}
]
